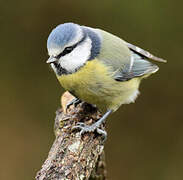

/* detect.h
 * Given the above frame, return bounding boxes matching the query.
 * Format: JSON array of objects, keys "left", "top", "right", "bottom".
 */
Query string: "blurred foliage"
[{"left": 0, "top": 0, "right": 182, "bottom": 179}]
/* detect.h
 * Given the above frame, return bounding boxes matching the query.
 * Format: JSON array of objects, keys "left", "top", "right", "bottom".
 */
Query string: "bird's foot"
[
  {"left": 66, "top": 98, "right": 81, "bottom": 111},
  {"left": 72, "top": 122, "right": 107, "bottom": 141},
  {"left": 72, "top": 110, "right": 113, "bottom": 141}
]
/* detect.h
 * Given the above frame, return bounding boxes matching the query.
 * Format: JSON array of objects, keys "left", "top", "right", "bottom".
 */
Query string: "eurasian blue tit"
[{"left": 46, "top": 22, "right": 166, "bottom": 137}]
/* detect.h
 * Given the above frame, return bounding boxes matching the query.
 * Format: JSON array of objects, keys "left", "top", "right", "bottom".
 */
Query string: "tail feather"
[{"left": 126, "top": 42, "right": 167, "bottom": 63}]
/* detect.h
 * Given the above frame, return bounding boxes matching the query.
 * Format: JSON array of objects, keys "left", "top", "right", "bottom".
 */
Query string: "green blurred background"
[{"left": 1, "top": 0, "right": 182, "bottom": 179}]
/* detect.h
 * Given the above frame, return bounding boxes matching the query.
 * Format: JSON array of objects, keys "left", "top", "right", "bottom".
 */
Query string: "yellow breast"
[
  {"left": 57, "top": 59, "right": 140, "bottom": 112},
  {"left": 57, "top": 59, "right": 110, "bottom": 91}
]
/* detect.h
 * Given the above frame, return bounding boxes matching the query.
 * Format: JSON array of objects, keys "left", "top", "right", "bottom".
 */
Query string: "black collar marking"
[{"left": 53, "top": 61, "right": 68, "bottom": 75}]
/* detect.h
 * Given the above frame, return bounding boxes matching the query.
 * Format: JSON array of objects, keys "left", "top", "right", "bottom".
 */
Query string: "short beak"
[{"left": 46, "top": 56, "right": 57, "bottom": 64}]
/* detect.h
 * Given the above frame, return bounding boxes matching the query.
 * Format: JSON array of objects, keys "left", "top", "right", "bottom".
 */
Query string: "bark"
[{"left": 35, "top": 92, "right": 107, "bottom": 180}]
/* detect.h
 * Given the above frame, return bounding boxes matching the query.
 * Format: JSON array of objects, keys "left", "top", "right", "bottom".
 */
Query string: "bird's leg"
[
  {"left": 72, "top": 110, "right": 112, "bottom": 141},
  {"left": 66, "top": 97, "right": 82, "bottom": 111}
]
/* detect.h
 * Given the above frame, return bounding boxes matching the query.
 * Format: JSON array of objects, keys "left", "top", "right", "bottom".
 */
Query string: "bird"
[{"left": 46, "top": 22, "right": 166, "bottom": 138}]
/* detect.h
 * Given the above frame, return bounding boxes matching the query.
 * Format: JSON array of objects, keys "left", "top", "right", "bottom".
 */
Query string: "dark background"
[{"left": 1, "top": 0, "right": 182, "bottom": 179}]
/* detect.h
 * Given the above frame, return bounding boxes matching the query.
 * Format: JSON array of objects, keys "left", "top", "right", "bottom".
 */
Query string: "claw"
[
  {"left": 66, "top": 98, "right": 81, "bottom": 112},
  {"left": 72, "top": 123, "right": 97, "bottom": 133},
  {"left": 75, "top": 122, "right": 85, "bottom": 127},
  {"left": 72, "top": 125, "right": 84, "bottom": 130},
  {"left": 97, "top": 128, "right": 107, "bottom": 142}
]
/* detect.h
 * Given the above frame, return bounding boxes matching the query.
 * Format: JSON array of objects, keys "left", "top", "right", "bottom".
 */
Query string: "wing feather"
[{"left": 95, "top": 29, "right": 165, "bottom": 82}]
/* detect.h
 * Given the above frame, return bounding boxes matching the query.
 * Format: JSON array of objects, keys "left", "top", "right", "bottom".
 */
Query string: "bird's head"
[{"left": 47, "top": 22, "right": 101, "bottom": 75}]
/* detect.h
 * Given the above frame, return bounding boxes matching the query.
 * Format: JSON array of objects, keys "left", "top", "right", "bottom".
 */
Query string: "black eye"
[
  {"left": 56, "top": 46, "right": 75, "bottom": 59},
  {"left": 63, "top": 47, "right": 74, "bottom": 54},
  {"left": 67, "top": 46, "right": 74, "bottom": 52}
]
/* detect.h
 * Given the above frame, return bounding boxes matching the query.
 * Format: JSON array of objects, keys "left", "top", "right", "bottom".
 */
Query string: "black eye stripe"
[
  {"left": 56, "top": 32, "right": 87, "bottom": 59},
  {"left": 57, "top": 45, "right": 76, "bottom": 58}
]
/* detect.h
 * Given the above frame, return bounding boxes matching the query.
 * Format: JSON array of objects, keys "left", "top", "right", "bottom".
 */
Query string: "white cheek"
[{"left": 60, "top": 37, "right": 92, "bottom": 72}]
